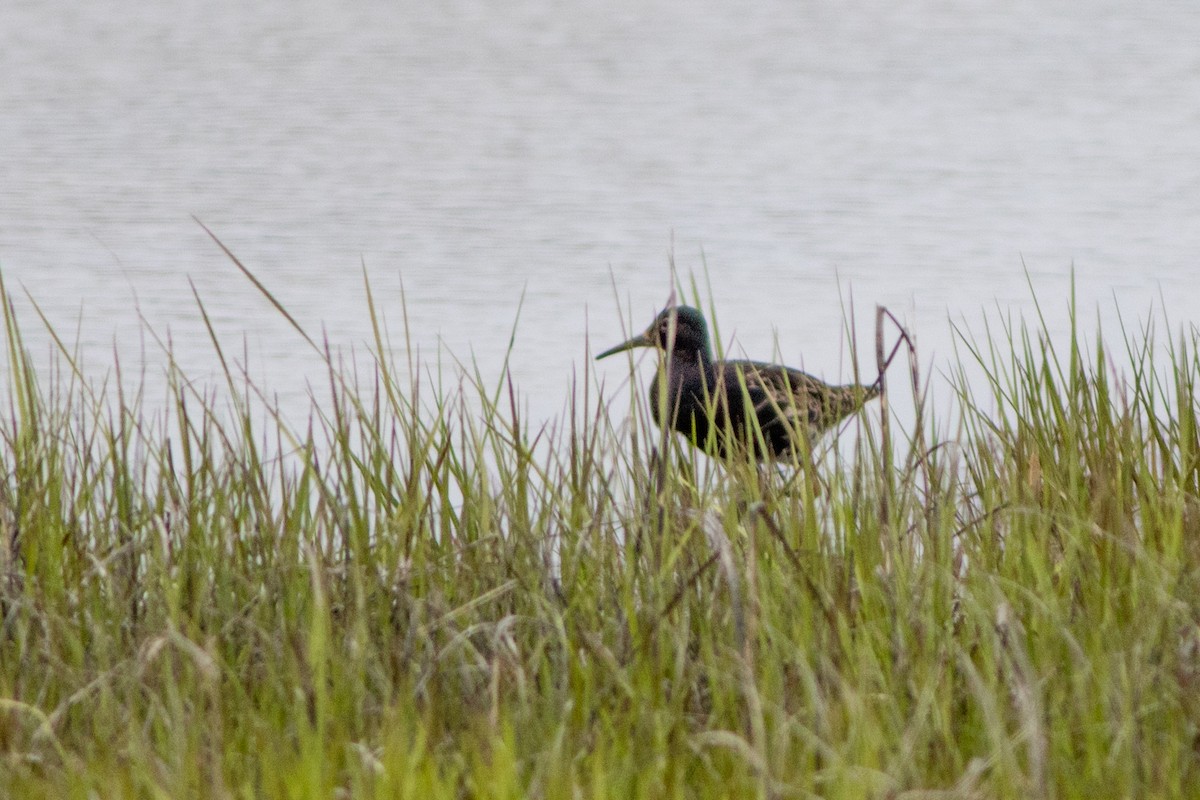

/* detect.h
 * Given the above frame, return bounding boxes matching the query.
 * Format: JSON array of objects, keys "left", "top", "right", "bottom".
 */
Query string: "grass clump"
[{"left": 1, "top": 266, "right": 1200, "bottom": 799}]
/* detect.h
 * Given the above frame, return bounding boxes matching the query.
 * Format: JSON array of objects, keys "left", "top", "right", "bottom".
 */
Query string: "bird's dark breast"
[
  {"left": 649, "top": 360, "right": 794, "bottom": 458},
  {"left": 650, "top": 362, "right": 721, "bottom": 455}
]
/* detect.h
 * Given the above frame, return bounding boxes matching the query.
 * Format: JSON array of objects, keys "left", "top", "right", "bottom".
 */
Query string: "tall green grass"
[{"left": 1, "top": 266, "right": 1199, "bottom": 799}]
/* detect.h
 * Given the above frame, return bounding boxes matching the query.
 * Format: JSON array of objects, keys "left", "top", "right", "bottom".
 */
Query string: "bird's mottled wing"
[{"left": 731, "top": 361, "right": 877, "bottom": 436}]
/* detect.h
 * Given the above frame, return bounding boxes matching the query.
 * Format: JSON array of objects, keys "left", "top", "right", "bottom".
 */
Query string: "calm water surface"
[{"left": 3, "top": 1, "right": 1199, "bottom": 428}]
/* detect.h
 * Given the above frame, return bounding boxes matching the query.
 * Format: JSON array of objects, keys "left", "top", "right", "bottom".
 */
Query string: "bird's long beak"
[{"left": 595, "top": 327, "right": 655, "bottom": 360}]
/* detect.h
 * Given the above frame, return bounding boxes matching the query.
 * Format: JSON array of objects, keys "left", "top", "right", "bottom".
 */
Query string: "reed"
[{"left": 1, "top": 265, "right": 1198, "bottom": 799}]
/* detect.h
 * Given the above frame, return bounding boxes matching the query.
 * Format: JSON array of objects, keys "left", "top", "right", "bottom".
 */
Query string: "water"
[{"left": 3, "top": 1, "right": 1199, "bottom": 429}]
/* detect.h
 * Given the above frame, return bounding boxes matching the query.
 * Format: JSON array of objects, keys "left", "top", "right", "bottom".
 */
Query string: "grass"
[{"left": 1, "top": 261, "right": 1200, "bottom": 799}]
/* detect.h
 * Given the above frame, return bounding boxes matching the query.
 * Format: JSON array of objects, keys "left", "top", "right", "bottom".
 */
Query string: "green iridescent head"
[{"left": 596, "top": 306, "right": 711, "bottom": 360}]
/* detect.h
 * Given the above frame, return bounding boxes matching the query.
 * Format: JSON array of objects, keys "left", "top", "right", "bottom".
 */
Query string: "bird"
[{"left": 596, "top": 305, "right": 879, "bottom": 461}]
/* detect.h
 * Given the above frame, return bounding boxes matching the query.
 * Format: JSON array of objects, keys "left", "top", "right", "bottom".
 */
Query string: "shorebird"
[{"left": 597, "top": 306, "right": 878, "bottom": 460}]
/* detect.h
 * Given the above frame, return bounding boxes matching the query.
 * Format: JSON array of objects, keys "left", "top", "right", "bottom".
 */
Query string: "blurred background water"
[{"left": 2, "top": 0, "right": 1199, "bottom": 430}]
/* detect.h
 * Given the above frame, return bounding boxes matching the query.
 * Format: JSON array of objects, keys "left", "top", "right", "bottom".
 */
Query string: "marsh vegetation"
[{"left": 2, "top": 265, "right": 1199, "bottom": 798}]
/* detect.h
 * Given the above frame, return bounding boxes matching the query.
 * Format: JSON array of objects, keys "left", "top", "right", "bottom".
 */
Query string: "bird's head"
[{"left": 596, "top": 305, "right": 711, "bottom": 360}]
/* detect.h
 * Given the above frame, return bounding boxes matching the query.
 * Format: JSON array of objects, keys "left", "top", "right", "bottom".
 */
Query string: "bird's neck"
[{"left": 667, "top": 345, "right": 713, "bottom": 370}]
